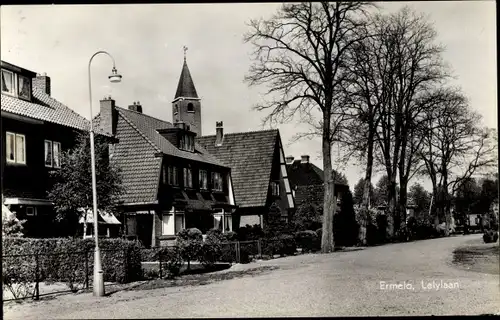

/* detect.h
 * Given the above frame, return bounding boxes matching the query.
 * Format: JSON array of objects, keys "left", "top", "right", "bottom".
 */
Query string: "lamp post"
[{"left": 88, "top": 51, "right": 122, "bottom": 297}]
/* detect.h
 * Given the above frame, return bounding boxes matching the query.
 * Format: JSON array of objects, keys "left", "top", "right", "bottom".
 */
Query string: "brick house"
[
  {"left": 197, "top": 124, "right": 296, "bottom": 228},
  {"left": 172, "top": 57, "right": 295, "bottom": 228},
  {"left": 285, "top": 155, "right": 349, "bottom": 211},
  {"left": 1, "top": 60, "right": 113, "bottom": 237},
  {"left": 93, "top": 61, "right": 236, "bottom": 247}
]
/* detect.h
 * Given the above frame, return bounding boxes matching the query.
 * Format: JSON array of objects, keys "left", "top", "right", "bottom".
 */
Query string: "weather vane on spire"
[{"left": 183, "top": 46, "right": 188, "bottom": 62}]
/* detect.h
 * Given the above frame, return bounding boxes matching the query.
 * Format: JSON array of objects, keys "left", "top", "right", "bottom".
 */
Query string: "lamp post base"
[{"left": 93, "top": 247, "right": 105, "bottom": 297}]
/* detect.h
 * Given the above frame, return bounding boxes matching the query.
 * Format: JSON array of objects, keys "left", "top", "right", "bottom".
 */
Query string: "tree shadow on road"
[
  {"left": 116, "top": 266, "right": 280, "bottom": 293},
  {"left": 452, "top": 242, "right": 499, "bottom": 275}
]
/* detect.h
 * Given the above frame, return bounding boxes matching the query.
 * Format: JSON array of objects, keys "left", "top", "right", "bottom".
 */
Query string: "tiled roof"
[
  {"left": 1, "top": 90, "right": 111, "bottom": 136},
  {"left": 197, "top": 129, "right": 279, "bottom": 208},
  {"left": 117, "top": 107, "right": 224, "bottom": 166},
  {"left": 93, "top": 107, "right": 228, "bottom": 205},
  {"left": 106, "top": 112, "right": 162, "bottom": 204},
  {"left": 174, "top": 60, "right": 198, "bottom": 99},
  {"left": 286, "top": 160, "right": 325, "bottom": 188},
  {"left": 295, "top": 184, "right": 349, "bottom": 208}
]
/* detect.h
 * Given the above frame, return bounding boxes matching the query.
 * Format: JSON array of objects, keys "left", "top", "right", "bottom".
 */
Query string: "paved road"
[{"left": 4, "top": 234, "right": 499, "bottom": 318}]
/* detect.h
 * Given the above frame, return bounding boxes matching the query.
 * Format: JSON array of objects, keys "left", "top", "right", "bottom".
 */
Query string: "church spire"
[{"left": 174, "top": 46, "right": 198, "bottom": 99}]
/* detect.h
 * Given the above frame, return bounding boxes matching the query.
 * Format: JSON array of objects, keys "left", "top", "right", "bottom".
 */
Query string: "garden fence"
[{"left": 3, "top": 237, "right": 298, "bottom": 302}]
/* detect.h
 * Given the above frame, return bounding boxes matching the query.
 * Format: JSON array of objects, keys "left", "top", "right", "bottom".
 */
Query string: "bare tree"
[
  {"left": 418, "top": 87, "right": 497, "bottom": 235},
  {"left": 340, "top": 7, "right": 448, "bottom": 239},
  {"left": 244, "top": 2, "right": 373, "bottom": 252}
]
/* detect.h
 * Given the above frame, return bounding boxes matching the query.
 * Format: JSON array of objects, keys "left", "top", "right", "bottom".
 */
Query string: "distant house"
[
  {"left": 285, "top": 155, "right": 349, "bottom": 211},
  {"left": 93, "top": 72, "right": 236, "bottom": 248},
  {"left": 197, "top": 124, "right": 295, "bottom": 228},
  {"left": 1, "top": 60, "right": 114, "bottom": 237}
]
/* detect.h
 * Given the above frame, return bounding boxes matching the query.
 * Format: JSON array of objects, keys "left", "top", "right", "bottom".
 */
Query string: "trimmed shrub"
[
  {"left": 2, "top": 237, "right": 142, "bottom": 293},
  {"left": 199, "top": 228, "right": 224, "bottom": 267},
  {"left": 237, "top": 224, "right": 264, "bottom": 241},
  {"left": 159, "top": 246, "right": 182, "bottom": 279},
  {"left": 395, "top": 225, "right": 410, "bottom": 242},
  {"left": 223, "top": 231, "right": 238, "bottom": 242},
  {"left": 176, "top": 228, "right": 203, "bottom": 270},
  {"left": 483, "top": 230, "right": 499, "bottom": 244},
  {"left": 262, "top": 234, "right": 296, "bottom": 257},
  {"left": 295, "top": 230, "right": 320, "bottom": 253}
]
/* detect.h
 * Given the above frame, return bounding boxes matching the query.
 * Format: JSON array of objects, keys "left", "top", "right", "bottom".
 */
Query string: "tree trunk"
[
  {"left": 321, "top": 113, "right": 335, "bottom": 253},
  {"left": 359, "top": 130, "right": 375, "bottom": 245},
  {"left": 386, "top": 175, "right": 397, "bottom": 240},
  {"left": 399, "top": 180, "right": 408, "bottom": 229},
  {"left": 443, "top": 175, "right": 451, "bottom": 236},
  {"left": 82, "top": 211, "right": 87, "bottom": 239}
]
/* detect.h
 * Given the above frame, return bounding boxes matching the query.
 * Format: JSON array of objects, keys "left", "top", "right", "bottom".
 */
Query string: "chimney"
[
  {"left": 32, "top": 73, "right": 51, "bottom": 96},
  {"left": 128, "top": 101, "right": 143, "bottom": 113},
  {"left": 174, "top": 121, "right": 186, "bottom": 131},
  {"left": 300, "top": 155, "right": 310, "bottom": 164},
  {"left": 285, "top": 156, "right": 294, "bottom": 164},
  {"left": 100, "top": 96, "right": 117, "bottom": 136},
  {"left": 215, "top": 121, "right": 224, "bottom": 146}
]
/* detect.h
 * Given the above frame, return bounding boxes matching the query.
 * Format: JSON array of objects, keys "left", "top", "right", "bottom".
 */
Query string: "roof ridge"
[
  {"left": 117, "top": 109, "right": 162, "bottom": 153},
  {"left": 117, "top": 106, "right": 173, "bottom": 127},
  {"left": 200, "top": 128, "right": 279, "bottom": 138}
]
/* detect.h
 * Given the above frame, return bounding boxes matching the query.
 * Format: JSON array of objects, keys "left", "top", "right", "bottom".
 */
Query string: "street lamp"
[{"left": 88, "top": 51, "right": 122, "bottom": 297}]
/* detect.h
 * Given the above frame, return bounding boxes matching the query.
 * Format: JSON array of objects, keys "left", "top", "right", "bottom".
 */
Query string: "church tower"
[{"left": 172, "top": 47, "right": 202, "bottom": 136}]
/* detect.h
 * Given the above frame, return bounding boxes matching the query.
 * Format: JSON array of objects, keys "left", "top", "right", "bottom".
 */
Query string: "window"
[
  {"left": 17, "top": 75, "right": 31, "bottom": 100},
  {"left": 211, "top": 172, "right": 223, "bottom": 192},
  {"left": 270, "top": 181, "right": 280, "bottom": 196},
  {"left": 162, "top": 166, "right": 167, "bottom": 184},
  {"left": 183, "top": 167, "right": 193, "bottom": 188},
  {"left": 187, "top": 103, "right": 194, "bottom": 112},
  {"left": 174, "top": 104, "right": 179, "bottom": 114},
  {"left": 168, "top": 166, "right": 178, "bottom": 186},
  {"left": 180, "top": 134, "right": 195, "bottom": 152},
  {"left": 26, "top": 207, "right": 36, "bottom": 216},
  {"left": 214, "top": 213, "right": 232, "bottom": 232},
  {"left": 199, "top": 170, "right": 208, "bottom": 190},
  {"left": 44, "top": 140, "right": 61, "bottom": 168},
  {"left": 162, "top": 211, "right": 184, "bottom": 235},
  {"left": 6, "top": 132, "right": 26, "bottom": 164},
  {"left": 1, "top": 69, "right": 15, "bottom": 95}
]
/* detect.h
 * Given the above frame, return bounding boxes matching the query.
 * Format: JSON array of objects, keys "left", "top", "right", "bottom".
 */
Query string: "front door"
[{"left": 136, "top": 215, "right": 153, "bottom": 248}]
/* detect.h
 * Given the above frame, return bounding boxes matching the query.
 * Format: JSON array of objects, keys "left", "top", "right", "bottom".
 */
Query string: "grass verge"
[{"left": 452, "top": 239, "right": 499, "bottom": 275}]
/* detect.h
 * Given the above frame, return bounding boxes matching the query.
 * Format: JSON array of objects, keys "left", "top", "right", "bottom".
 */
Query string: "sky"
[{"left": 1, "top": 2, "right": 497, "bottom": 191}]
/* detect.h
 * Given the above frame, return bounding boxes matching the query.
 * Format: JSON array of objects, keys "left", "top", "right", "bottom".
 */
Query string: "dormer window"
[
  {"left": 18, "top": 75, "right": 31, "bottom": 100},
  {"left": 211, "top": 172, "right": 223, "bottom": 192},
  {"left": 1, "top": 69, "right": 32, "bottom": 101},
  {"left": 168, "top": 165, "right": 179, "bottom": 186},
  {"left": 183, "top": 167, "right": 193, "bottom": 188},
  {"left": 199, "top": 170, "right": 208, "bottom": 190},
  {"left": 187, "top": 103, "right": 194, "bottom": 112},
  {"left": 1, "top": 69, "right": 15, "bottom": 95},
  {"left": 180, "top": 134, "right": 195, "bottom": 152}
]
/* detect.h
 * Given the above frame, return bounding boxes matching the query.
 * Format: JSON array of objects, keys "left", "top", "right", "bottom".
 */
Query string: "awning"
[
  {"left": 78, "top": 208, "right": 121, "bottom": 225},
  {"left": 2, "top": 204, "right": 16, "bottom": 220},
  {"left": 3, "top": 198, "right": 53, "bottom": 206}
]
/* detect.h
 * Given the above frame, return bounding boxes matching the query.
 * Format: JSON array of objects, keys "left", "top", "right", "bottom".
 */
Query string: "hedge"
[
  {"left": 262, "top": 234, "right": 296, "bottom": 257},
  {"left": 2, "top": 237, "right": 143, "bottom": 291},
  {"left": 483, "top": 230, "right": 499, "bottom": 244},
  {"left": 295, "top": 230, "right": 320, "bottom": 253}
]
